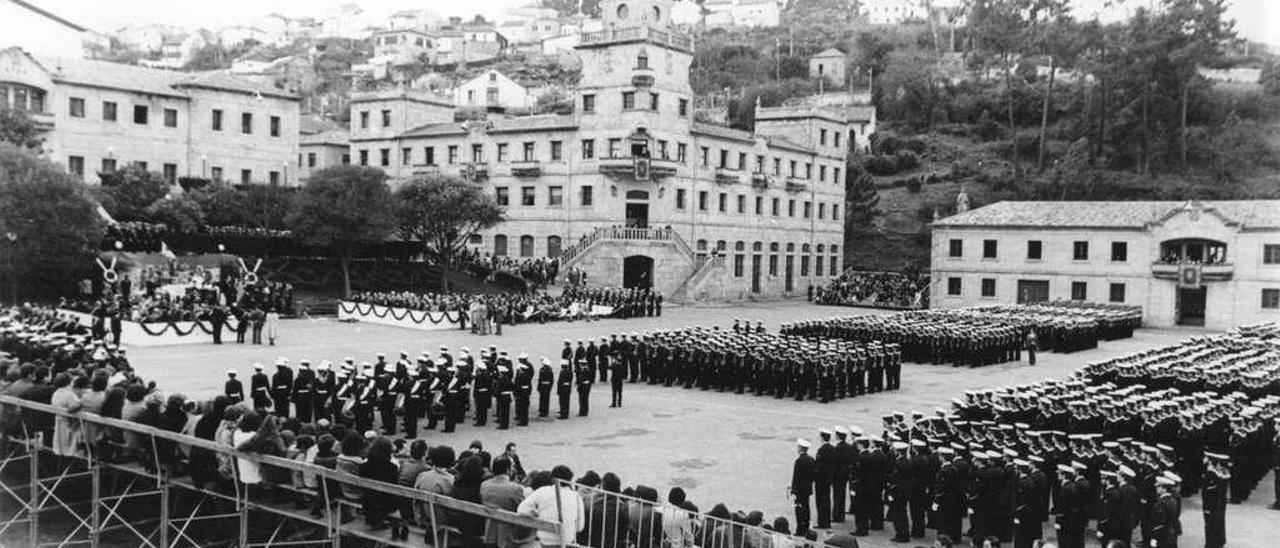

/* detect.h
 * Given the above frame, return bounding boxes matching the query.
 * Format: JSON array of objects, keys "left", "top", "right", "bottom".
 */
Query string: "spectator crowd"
[{"left": 812, "top": 270, "right": 929, "bottom": 310}]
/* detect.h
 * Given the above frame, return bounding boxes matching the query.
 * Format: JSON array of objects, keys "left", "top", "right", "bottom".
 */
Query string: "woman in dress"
[{"left": 50, "top": 373, "right": 85, "bottom": 458}]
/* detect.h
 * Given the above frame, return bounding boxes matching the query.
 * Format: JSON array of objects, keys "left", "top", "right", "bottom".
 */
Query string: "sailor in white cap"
[
  {"left": 224, "top": 368, "right": 245, "bottom": 404},
  {"left": 832, "top": 426, "right": 853, "bottom": 521},
  {"left": 813, "top": 428, "right": 837, "bottom": 528},
  {"left": 250, "top": 363, "right": 271, "bottom": 411},
  {"left": 536, "top": 356, "right": 555, "bottom": 418},
  {"left": 791, "top": 437, "right": 817, "bottom": 536},
  {"left": 271, "top": 357, "right": 294, "bottom": 417}
]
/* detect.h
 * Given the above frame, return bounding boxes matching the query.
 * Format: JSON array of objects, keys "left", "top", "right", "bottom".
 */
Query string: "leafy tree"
[
  {"left": 98, "top": 165, "right": 171, "bottom": 222},
  {"left": 0, "top": 109, "right": 44, "bottom": 150},
  {"left": 286, "top": 166, "right": 396, "bottom": 298},
  {"left": 241, "top": 184, "right": 294, "bottom": 231},
  {"left": 394, "top": 175, "right": 505, "bottom": 290},
  {"left": 189, "top": 183, "right": 248, "bottom": 226},
  {"left": 845, "top": 164, "right": 880, "bottom": 227},
  {"left": 0, "top": 144, "right": 104, "bottom": 300},
  {"left": 146, "top": 195, "right": 205, "bottom": 233}
]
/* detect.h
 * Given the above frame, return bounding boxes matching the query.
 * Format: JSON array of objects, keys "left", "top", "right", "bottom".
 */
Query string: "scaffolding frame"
[{"left": 0, "top": 395, "right": 562, "bottom": 548}]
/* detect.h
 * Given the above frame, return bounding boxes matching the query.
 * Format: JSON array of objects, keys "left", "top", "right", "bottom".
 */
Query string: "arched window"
[
  {"left": 830, "top": 244, "right": 839, "bottom": 256},
  {"left": 770, "top": 242, "right": 780, "bottom": 252},
  {"left": 493, "top": 234, "right": 508, "bottom": 256},
  {"left": 816, "top": 244, "right": 825, "bottom": 253},
  {"left": 752, "top": 242, "right": 763, "bottom": 252},
  {"left": 547, "top": 235, "right": 562, "bottom": 258},
  {"left": 696, "top": 239, "right": 708, "bottom": 251},
  {"left": 520, "top": 235, "right": 535, "bottom": 257},
  {"left": 716, "top": 240, "right": 727, "bottom": 252},
  {"left": 734, "top": 241, "right": 746, "bottom": 252},
  {"left": 786, "top": 243, "right": 795, "bottom": 253},
  {"left": 801, "top": 243, "right": 811, "bottom": 253},
  {"left": 637, "top": 50, "right": 649, "bottom": 69}
]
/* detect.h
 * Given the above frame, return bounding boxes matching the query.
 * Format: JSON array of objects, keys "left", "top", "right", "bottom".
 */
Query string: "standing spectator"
[
  {"left": 451, "top": 455, "right": 487, "bottom": 548},
  {"left": 586, "top": 472, "right": 629, "bottom": 548},
  {"left": 265, "top": 309, "right": 280, "bottom": 346},
  {"left": 481, "top": 456, "right": 530, "bottom": 548},
  {"left": 232, "top": 412, "right": 266, "bottom": 493},
  {"left": 359, "top": 437, "right": 402, "bottom": 533},
  {"left": 79, "top": 373, "right": 108, "bottom": 449},
  {"left": 50, "top": 373, "right": 84, "bottom": 458},
  {"left": 414, "top": 445, "right": 456, "bottom": 532},
  {"left": 517, "top": 466, "right": 585, "bottom": 547},
  {"left": 156, "top": 394, "right": 189, "bottom": 473},
  {"left": 662, "top": 487, "right": 696, "bottom": 548}
]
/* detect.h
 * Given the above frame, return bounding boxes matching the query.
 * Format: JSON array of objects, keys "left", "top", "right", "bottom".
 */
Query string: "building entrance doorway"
[
  {"left": 625, "top": 203, "right": 649, "bottom": 228},
  {"left": 1177, "top": 286, "right": 1207, "bottom": 326},
  {"left": 623, "top": 255, "right": 653, "bottom": 288}
]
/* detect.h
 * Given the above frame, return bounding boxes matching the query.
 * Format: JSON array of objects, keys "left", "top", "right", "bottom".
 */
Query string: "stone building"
[
  {"left": 350, "top": 0, "right": 853, "bottom": 300},
  {"left": 930, "top": 200, "right": 1280, "bottom": 329},
  {"left": 808, "top": 48, "right": 846, "bottom": 87},
  {"left": 0, "top": 47, "right": 301, "bottom": 186}
]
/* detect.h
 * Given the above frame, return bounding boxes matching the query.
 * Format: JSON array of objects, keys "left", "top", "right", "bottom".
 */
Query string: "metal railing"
[
  {"left": 0, "top": 395, "right": 562, "bottom": 548},
  {"left": 561, "top": 480, "right": 818, "bottom": 548}
]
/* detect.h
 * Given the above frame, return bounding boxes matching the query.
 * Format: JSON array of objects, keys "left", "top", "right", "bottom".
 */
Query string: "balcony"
[
  {"left": 598, "top": 157, "right": 678, "bottom": 180},
  {"left": 510, "top": 161, "right": 541, "bottom": 178},
  {"left": 714, "top": 168, "right": 741, "bottom": 185},
  {"left": 1151, "top": 262, "right": 1234, "bottom": 281},
  {"left": 784, "top": 178, "right": 809, "bottom": 192},
  {"left": 632, "top": 66, "right": 655, "bottom": 88},
  {"left": 751, "top": 172, "right": 771, "bottom": 188},
  {"left": 461, "top": 162, "right": 489, "bottom": 181},
  {"left": 579, "top": 26, "right": 694, "bottom": 53}
]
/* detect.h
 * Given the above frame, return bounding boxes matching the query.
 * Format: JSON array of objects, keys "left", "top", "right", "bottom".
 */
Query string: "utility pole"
[{"left": 775, "top": 37, "right": 781, "bottom": 80}]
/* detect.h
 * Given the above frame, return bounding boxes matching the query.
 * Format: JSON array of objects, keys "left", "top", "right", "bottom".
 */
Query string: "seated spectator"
[{"left": 517, "top": 466, "right": 584, "bottom": 547}]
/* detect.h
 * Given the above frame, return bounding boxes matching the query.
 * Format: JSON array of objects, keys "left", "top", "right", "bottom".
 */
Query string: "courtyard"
[{"left": 125, "top": 301, "right": 1277, "bottom": 548}]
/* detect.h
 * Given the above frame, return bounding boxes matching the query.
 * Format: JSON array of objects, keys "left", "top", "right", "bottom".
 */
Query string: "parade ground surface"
[{"left": 129, "top": 301, "right": 1276, "bottom": 548}]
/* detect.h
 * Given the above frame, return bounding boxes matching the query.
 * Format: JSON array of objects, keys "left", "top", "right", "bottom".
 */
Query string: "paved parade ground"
[{"left": 128, "top": 301, "right": 1276, "bottom": 548}]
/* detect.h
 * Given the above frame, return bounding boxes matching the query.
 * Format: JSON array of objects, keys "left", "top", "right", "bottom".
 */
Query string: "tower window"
[{"left": 637, "top": 52, "right": 649, "bottom": 69}]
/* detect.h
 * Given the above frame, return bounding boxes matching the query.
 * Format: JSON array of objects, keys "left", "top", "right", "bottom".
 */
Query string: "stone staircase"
[{"left": 559, "top": 226, "right": 722, "bottom": 302}]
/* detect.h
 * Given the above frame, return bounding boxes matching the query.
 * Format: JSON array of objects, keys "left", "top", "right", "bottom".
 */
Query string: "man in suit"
[
  {"left": 791, "top": 438, "right": 817, "bottom": 537},
  {"left": 480, "top": 457, "right": 528, "bottom": 547}
]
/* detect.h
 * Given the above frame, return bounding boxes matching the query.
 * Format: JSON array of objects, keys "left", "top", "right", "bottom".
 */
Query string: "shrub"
[
  {"left": 864, "top": 155, "right": 900, "bottom": 176},
  {"left": 894, "top": 150, "right": 921, "bottom": 171},
  {"left": 905, "top": 176, "right": 922, "bottom": 193}
]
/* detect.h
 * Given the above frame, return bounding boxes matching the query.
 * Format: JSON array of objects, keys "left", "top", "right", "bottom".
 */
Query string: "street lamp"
[{"left": 3, "top": 232, "right": 16, "bottom": 304}]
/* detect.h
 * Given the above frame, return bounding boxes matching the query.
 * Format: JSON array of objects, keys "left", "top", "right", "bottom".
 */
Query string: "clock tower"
[{"left": 575, "top": 0, "right": 693, "bottom": 135}]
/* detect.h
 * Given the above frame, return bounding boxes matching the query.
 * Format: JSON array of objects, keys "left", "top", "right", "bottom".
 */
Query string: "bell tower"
[{"left": 575, "top": 0, "right": 693, "bottom": 132}]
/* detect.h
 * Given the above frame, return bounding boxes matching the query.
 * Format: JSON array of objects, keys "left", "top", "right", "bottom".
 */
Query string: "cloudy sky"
[{"left": 42, "top": 0, "right": 1280, "bottom": 46}]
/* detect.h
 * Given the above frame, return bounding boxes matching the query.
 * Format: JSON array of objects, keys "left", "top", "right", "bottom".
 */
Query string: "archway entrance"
[
  {"left": 1177, "top": 286, "right": 1207, "bottom": 326},
  {"left": 623, "top": 255, "right": 654, "bottom": 289}
]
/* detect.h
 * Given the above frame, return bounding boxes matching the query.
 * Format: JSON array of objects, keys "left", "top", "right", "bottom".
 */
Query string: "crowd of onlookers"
[
  {"left": 451, "top": 249, "right": 560, "bottom": 289},
  {"left": 0, "top": 304, "right": 846, "bottom": 548},
  {"left": 812, "top": 270, "right": 929, "bottom": 310},
  {"left": 349, "top": 286, "right": 662, "bottom": 329}
]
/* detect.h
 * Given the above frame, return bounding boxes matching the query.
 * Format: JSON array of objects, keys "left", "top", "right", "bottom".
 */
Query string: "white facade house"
[
  {"left": 454, "top": 70, "right": 537, "bottom": 110},
  {"left": 0, "top": 47, "right": 301, "bottom": 187},
  {"left": 0, "top": 0, "right": 90, "bottom": 58},
  {"left": 930, "top": 200, "right": 1280, "bottom": 330},
  {"left": 863, "top": 0, "right": 925, "bottom": 24}
]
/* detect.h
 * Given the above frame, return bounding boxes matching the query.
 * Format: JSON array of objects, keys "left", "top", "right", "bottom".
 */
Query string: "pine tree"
[{"left": 845, "top": 163, "right": 880, "bottom": 228}]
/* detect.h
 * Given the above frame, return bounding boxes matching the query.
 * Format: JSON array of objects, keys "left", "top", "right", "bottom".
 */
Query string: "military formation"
[
  {"left": 791, "top": 416, "right": 1224, "bottom": 548},
  {"left": 789, "top": 321, "right": 1280, "bottom": 548},
  {"left": 620, "top": 323, "right": 902, "bottom": 400},
  {"left": 226, "top": 344, "right": 611, "bottom": 437},
  {"left": 782, "top": 303, "right": 1142, "bottom": 367}
]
